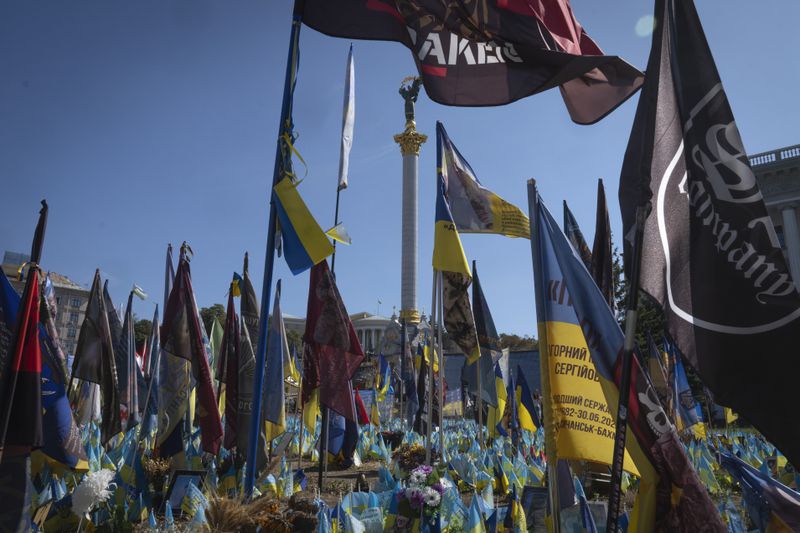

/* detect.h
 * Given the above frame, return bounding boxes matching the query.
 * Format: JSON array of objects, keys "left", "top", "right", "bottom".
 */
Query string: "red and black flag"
[
  {"left": 301, "top": 0, "right": 643, "bottom": 124},
  {"left": 217, "top": 283, "right": 241, "bottom": 450},
  {"left": 160, "top": 246, "right": 223, "bottom": 455},
  {"left": 0, "top": 201, "right": 47, "bottom": 453},
  {"left": 71, "top": 270, "right": 122, "bottom": 445},
  {"left": 619, "top": 0, "right": 800, "bottom": 466},
  {"left": 590, "top": 178, "right": 613, "bottom": 307},
  {"left": 301, "top": 260, "right": 364, "bottom": 421}
]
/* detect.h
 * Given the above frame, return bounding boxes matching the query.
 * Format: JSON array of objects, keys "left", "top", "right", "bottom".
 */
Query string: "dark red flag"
[
  {"left": 161, "top": 246, "right": 223, "bottom": 455},
  {"left": 354, "top": 390, "right": 370, "bottom": 425},
  {"left": 301, "top": 0, "right": 643, "bottom": 124},
  {"left": 0, "top": 268, "right": 43, "bottom": 450},
  {"left": 301, "top": 260, "right": 364, "bottom": 421},
  {"left": 0, "top": 201, "right": 48, "bottom": 452}
]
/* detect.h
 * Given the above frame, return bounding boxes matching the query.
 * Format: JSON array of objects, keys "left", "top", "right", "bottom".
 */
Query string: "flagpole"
[
  {"left": 526, "top": 180, "right": 561, "bottom": 533},
  {"left": 426, "top": 271, "right": 438, "bottom": 464},
  {"left": 399, "top": 318, "right": 405, "bottom": 428},
  {"left": 244, "top": 0, "right": 303, "bottom": 499},
  {"left": 436, "top": 271, "right": 445, "bottom": 460},
  {"left": 471, "top": 261, "right": 485, "bottom": 450},
  {"left": 476, "top": 360, "right": 484, "bottom": 450},
  {"left": 605, "top": 204, "right": 649, "bottom": 533}
]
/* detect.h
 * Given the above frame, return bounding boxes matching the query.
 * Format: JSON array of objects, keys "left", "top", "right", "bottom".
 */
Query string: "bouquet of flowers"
[{"left": 398, "top": 465, "right": 447, "bottom": 518}]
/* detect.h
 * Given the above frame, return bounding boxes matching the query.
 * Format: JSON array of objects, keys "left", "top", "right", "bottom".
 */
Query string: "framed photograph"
[
  {"left": 521, "top": 485, "right": 549, "bottom": 529},
  {"left": 164, "top": 470, "right": 206, "bottom": 514}
]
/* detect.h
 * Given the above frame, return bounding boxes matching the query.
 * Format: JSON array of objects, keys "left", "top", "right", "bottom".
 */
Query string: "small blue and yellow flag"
[
  {"left": 273, "top": 177, "right": 334, "bottom": 275},
  {"left": 376, "top": 354, "right": 391, "bottom": 401},
  {"left": 231, "top": 272, "right": 243, "bottom": 297},
  {"left": 515, "top": 366, "right": 540, "bottom": 433},
  {"left": 487, "top": 362, "right": 507, "bottom": 439}
]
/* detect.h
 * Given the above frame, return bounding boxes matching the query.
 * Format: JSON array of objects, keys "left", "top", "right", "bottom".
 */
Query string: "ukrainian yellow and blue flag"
[
  {"left": 273, "top": 177, "right": 334, "bottom": 275},
  {"left": 515, "top": 365, "right": 540, "bottom": 433},
  {"left": 376, "top": 354, "right": 391, "bottom": 401},
  {"left": 486, "top": 362, "right": 506, "bottom": 439},
  {"left": 669, "top": 339, "right": 706, "bottom": 440},
  {"left": 466, "top": 492, "right": 487, "bottom": 533},
  {"left": 530, "top": 185, "right": 722, "bottom": 531},
  {"left": 720, "top": 451, "right": 800, "bottom": 531}
]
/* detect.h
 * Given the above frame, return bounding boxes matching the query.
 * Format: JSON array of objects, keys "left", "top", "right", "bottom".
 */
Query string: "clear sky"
[{"left": 1, "top": 1, "right": 798, "bottom": 336}]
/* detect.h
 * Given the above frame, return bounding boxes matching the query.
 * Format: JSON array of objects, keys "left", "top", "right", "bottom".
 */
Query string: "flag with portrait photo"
[
  {"left": 434, "top": 124, "right": 480, "bottom": 365},
  {"left": 159, "top": 250, "right": 222, "bottom": 455},
  {"left": 71, "top": 270, "right": 121, "bottom": 445},
  {"left": 438, "top": 121, "right": 529, "bottom": 238}
]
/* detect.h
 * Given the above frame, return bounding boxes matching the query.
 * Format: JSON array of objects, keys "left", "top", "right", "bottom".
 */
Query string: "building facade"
[
  {"left": 2, "top": 251, "right": 90, "bottom": 356},
  {"left": 283, "top": 311, "right": 394, "bottom": 355},
  {"left": 750, "top": 144, "right": 800, "bottom": 288}
]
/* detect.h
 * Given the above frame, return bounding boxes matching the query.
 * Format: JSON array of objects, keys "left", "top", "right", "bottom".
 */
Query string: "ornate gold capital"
[
  {"left": 394, "top": 125, "right": 427, "bottom": 156},
  {"left": 399, "top": 308, "right": 420, "bottom": 324}
]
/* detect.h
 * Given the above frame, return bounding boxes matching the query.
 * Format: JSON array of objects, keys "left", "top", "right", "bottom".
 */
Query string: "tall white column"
[
  {"left": 781, "top": 205, "right": 800, "bottom": 292},
  {"left": 394, "top": 121, "right": 427, "bottom": 325}
]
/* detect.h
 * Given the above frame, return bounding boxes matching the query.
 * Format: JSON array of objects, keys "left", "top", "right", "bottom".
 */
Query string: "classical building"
[
  {"left": 283, "top": 311, "right": 394, "bottom": 354},
  {"left": 2, "top": 250, "right": 90, "bottom": 356},
  {"left": 750, "top": 144, "right": 800, "bottom": 287}
]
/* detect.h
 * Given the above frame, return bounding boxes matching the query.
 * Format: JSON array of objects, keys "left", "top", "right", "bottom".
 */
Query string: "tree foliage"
[
  {"left": 200, "top": 304, "right": 225, "bottom": 336},
  {"left": 612, "top": 246, "right": 665, "bottom": 349},
  {"left": 498, "top": 333, "right": 538, "bottom": 351},
  {"left": 134, "top": 319, "right": 152, "bottom": 350}
]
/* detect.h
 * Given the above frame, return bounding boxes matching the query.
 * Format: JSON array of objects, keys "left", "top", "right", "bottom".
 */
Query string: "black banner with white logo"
[{"left": 619, "top": 0, "right": 800, "bottom": 465}]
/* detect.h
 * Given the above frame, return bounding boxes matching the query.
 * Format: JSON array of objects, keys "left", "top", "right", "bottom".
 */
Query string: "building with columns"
[
  {"left": 749, "top": 144, "right": 800, "bottom": 288},
  {"left": 283, "top": 311, "right": 394, "bottom": 354}
]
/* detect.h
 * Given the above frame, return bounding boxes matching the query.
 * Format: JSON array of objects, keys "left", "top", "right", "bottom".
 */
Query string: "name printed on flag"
[
  {"left": 409, "top": 29, "right": 523, "bottom": 69},
  {"left": 544, "top": 318, "right": 619, "bottom": 451}
]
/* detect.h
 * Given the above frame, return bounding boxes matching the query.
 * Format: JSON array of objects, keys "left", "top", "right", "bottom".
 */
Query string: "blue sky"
[{"left": 1, "top": 1, "right": 798, "bottom": 335}]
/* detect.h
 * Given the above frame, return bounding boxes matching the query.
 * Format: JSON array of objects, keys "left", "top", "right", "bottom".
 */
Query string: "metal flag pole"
[
  {"left": 436, "top": 271, "right": 445, "bottom": 460},
  {"left": 606, "top": 204, "right": 649, "bottom": 532},
  {"left": 476, "top": 359, "right": 484, "bottom": 450},
  {"left": 244, "top": 0, "right": 303, "bottom": 499},
  {"left": 399, "top": 318, "right": 405, "bottom": 428},
  {"left": 425, "top": 270, "right": 438, "bottom": 464},
  {"left": 526, "top": 180, "right": 561, "bottom": 533},
  {"left": 471, "top": 261, "right": 485, "bottom": 450}
]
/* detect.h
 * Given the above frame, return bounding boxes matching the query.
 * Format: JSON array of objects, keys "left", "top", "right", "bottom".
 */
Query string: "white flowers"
[
  {"left": 71, "top": 469, "right": 116, "bottom": 517},
  {"left": 423, "top": 487, "right": 441, "bottom": 507},
  {"left": 409, "top": 471, "right": 427, "bottom": 485}
]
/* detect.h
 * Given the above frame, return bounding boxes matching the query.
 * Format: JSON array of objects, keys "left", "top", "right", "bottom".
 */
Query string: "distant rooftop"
[
  {"left": 2, "top": 250, "right": 87, "bottom": 292},
  {"left": 47, "top": 271, "right": 86, "bottom": 291},
  {"left": 2, "top": 251, "right": 30, "bottom": 266},
  {"left": 749, "top": 144, "right": 800, "bottom": 168}
]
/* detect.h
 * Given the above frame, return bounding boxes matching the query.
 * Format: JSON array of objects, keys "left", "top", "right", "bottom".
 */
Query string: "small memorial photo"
[{"left": 164, "top": 470, "right": 206, "bottom": 514}]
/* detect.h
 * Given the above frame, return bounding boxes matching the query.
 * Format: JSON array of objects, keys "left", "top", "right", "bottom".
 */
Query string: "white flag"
[{"left": 338, "top": 45, "right": 355, "bottom": 191}]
